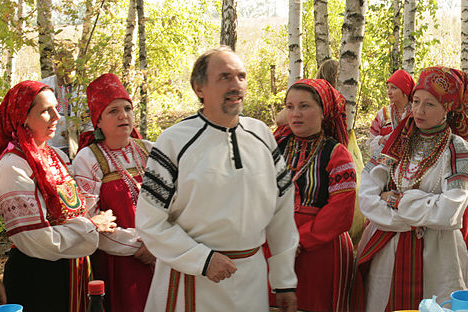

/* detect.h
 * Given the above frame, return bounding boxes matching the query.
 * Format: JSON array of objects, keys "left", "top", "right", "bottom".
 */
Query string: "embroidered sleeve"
[
  {"left": 136, "top": 132, "right": 212, "bottom": 276},
  {"left": 73, "top": 147, "right": 103, "bottom": 214},
  {"left": 272, "top": 146, "right": 293, "bottom": 197},
  {"left": 73, "top": 147, "right": 141, "bottom": 256},
  {"left": 369, "top": 109, "right": 385, "bottom": 137},
  {"left": 447, "top": 140, "right": 468, "bottom": 191},
  {"left": 0, "top": 154, "right": 49, "bottom": 235},
  {"left": 328, "top": 145, "right": 357, "bottom": 195},
  {"left": 140, "top": 147, "right": 177, "bottom": 208},
  {"left": 0, "top": 153, "right": 99, "bottom": 261},
  {"left": 265, "top": 126, "right": 298, "bottom": 290}
]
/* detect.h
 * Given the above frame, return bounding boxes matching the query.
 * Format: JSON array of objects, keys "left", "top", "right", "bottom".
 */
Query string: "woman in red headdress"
[
  {"left": 73, "top": 73, "right": 154, "bottom": 312},
  {"left": 270, "top": 79, "right": 356, "bottom": 311},
  {"left": 0, "top": 81, "right": 116, "bottom": 312},
  {"left": 352, "top": 67, "right": 468, "bottom": 311},
  {"left": 368, "top": 69, "right": 415, "bottom": 156}
]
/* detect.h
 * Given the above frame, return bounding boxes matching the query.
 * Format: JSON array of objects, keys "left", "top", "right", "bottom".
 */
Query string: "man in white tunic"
[{"left": 136, "top": 47, "right": 299, "bottom": 312}]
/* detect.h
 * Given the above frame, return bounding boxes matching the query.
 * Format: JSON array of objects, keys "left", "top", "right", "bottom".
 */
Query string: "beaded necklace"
[
  {"left": 391, "top": 102, "right": 411, "bottom": 128},
  {"left": 99, "top": 140, "right": 147, "bottom": 207},
  {"left": 285, "top": 131, "right": 325, "bottom": 179},
  {"left": 42, "top": 146, "right": 85, "bottom": 223},
  {"left": 391, "top": 124, "right": 450, "bottom": 191}
]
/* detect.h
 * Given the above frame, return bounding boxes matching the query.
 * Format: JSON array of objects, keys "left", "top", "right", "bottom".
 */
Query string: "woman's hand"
[
  {"left": 296, "top": 243, "right": 302, "bottom": 257},
  {"left": 134, "top": 241, "right": 156, "bottom": 265},
  {"left": 380, "top": 190, "right": 398, "bottom": 202},
  {"left": 91, "top": 210, "right": 117, "bottom": 233}
]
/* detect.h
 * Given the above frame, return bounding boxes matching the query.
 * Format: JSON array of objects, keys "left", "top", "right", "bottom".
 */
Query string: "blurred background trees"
[{"left": 0, "top": 0, "right": 461, "bottom": 139}]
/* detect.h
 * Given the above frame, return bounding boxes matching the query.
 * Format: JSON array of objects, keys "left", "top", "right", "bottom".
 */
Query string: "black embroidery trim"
[{"left": 149, "top": 147, "right": 177, "bottom": 182}]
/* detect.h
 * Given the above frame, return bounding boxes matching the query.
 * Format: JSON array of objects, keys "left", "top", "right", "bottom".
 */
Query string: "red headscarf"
[
  {"left": 0, "top": 81, "right": 64, "bottom": 220},
  {"left": 79, "top": 73, "right": 141, "bottom": 149},
  {"left": 291, "top": 78, "right": 349, "bottom": 145},
  {"left": 387, "top": 69, "right": 415, "bottom": 99},
  {"left": 382, "top": 66, "right": 468, "bottom": 160}
]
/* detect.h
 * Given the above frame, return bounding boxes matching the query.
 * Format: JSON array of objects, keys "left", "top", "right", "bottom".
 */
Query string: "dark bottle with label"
[{"left": 87, "top": 280, "right": 105, "bottom": 312}]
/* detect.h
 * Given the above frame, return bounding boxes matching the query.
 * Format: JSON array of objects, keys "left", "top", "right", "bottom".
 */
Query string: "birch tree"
[
  {"left": 77, "top": 0, "right": 95, "bottom": 63},
  {"left": 288, "top": 0, "right": 302, "bottom": 87},
  {"left": 391, "top": 0, "right": 401, "bottom": 72},
  {"left": 220, "top": 0, "right": 237, "bottom": 51},
  {"left": 123, "top": 0, "right": 137, "bottom": 87},
  {"left": 314, "top": 0, "right": 331, "bottom": 67},
  {"left": 336, "top": 0, "right": 367, "bottom": 130},
  {"left": 402, "top": 0, "right": 416, "bottom": 75},
  {"left": 37, "top": 0, "right": 55, "bottom": 79},
  {"left": 136, "top": 0, "right": 148, "bottom": 138},
  {"left": 462, "top": 0, "right": 468, "bottom": 71},
  {"left": 4, "top": 0, "right": 23, "bottom": 88}
]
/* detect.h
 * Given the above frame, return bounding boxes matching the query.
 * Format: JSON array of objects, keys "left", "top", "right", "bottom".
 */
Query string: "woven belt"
[{"left": 165, "top": 247, "right": 260, "bottom": 312}]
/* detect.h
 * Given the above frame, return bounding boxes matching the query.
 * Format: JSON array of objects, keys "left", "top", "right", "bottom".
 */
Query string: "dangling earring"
[{"left": 94, "top": 128, "right": 105, "bottom": 141}]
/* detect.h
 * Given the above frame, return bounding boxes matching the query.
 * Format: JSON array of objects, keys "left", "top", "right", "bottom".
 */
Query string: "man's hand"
[
  {"left": 205, "top": 252, "right": 237, "bottom": 283},
  {"left": 134, "top": 242, "right": 156, "bottom": 265},
  {"left": 275, "top": 291, "right": 297, "bottom": 312}
]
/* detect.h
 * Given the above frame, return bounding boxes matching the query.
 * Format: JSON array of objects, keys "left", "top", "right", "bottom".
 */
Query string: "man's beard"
[{"left": 222, "top": 91, "right": 244, "bottom": 116}]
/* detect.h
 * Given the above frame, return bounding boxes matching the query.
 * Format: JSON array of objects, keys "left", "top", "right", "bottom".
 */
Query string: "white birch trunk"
[
  {"left": 402, "top": 0, "right": 416, "bottom": 75},
  {"left": 288, "top": 0, "right": 303, "bottom": 87},
  {"left": 336, "top": 0, "right": 367, "bottom": 130},
  {"left": 78, "top": 0, "right": 94, "bottom": 62},
  {"left": 123, "top": 0, "right": 137, "bottom": 87},
  {"left": 37, "top": 0, "right": 55, "bottom": 79},
  {"left": 462, "top": 0, "right": 468, "bottom": 72},
  {"left": 136, "top": 0, "right": 148, "bottom": 138},
  {"left": 5, "top": 0, "right": 23, "bottom": 87},
  {"left": 314, "top": 0, "right": 331, "bottom": 67},
  {"left": 220, "top": 0, "right": 237, "bottom": 51},
  {"left": 392, "top": 0, "right": 401, "bottom": 72}
]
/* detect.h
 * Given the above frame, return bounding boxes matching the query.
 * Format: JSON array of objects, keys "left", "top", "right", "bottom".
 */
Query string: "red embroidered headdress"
[
  {"left": 87, "top": 73, "right": 132, "bottom": 127},
  {"left": 382, "top": 66, "right": 468, "bottom": 161},
  {"left": 79, "top": 73, "right": 141, "bottom": 149},
  {"left": 0, "top": 81, "right": 65, "bottom": 220}
]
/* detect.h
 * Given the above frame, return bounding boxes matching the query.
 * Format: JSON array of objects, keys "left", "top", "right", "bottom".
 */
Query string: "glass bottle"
[{"left": 87, "top": 280, "right": 105, "bottom": 312}]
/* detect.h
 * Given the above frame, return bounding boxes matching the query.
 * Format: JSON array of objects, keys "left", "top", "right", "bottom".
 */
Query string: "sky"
[{"left": 147, "top": 0, "right": 460, "bottom": 19}]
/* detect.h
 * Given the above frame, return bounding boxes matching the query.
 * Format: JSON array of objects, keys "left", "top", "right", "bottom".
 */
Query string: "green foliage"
[
  {"left": 356, "top": 0, "right": 441, "bottom": 127},
  {"left": 243, "top": 25, "right": 288, "bottom": 126},
  {"left": 0, "top": 0, "right": 36, "bottom": 94},
  {"left": 359, "top": 1, "right": 394, "bottom": 119},
  {"left": 302, "top": 0, "right": 344, "bottom": 78},
  {"left": 33, "top": 0, "right": 218, "bottom": 137}
]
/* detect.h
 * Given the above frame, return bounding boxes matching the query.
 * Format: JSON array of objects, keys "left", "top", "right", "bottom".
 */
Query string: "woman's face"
[
  {"left": 24, "top": 89, "right": 60, "bottom": 148},
  {"left": 387, "top": 83, "right": 407, "bottom": 107},
  {"left": 286, "top": 88, "right": 323, "bottom": 137},
  {"left": 412, "top": 89, "right": 446, "bottom": 130},
  {"left": 97, "top": 99, "right": 134, "bottom": 142}
]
